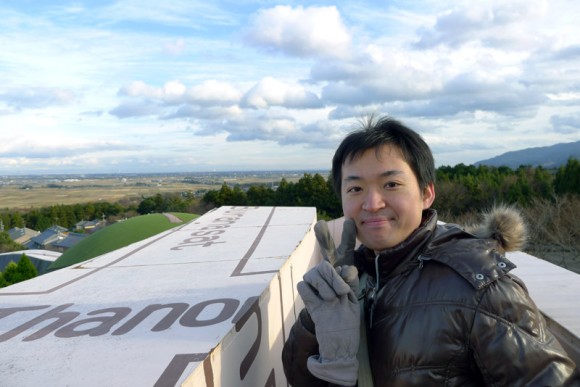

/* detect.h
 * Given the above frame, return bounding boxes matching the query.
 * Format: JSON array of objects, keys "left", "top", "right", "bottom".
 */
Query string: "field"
[
  {"left": 0, "top": 171, "right": 312, "bottom": 210},
  {"left": 0, "top": 179, "right": 203, "bottom": 209}
]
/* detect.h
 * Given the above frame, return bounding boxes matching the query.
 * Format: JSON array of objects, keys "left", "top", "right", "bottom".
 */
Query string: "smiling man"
[
  {"left": 282, "top": 116, "right": 579, "bottom": 386},
  {"left": 340, "top": 145, "right": 434, "bottom": 251}
]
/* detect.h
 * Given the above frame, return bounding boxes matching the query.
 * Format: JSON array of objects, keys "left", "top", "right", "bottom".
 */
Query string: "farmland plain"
[{"left": 0, "top": 171, "right": 324, "bottom": 210}]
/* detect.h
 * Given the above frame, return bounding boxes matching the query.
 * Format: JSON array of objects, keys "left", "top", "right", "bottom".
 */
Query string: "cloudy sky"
[{"left": 1, "top": 0, "right": 579, "bottom": 175}]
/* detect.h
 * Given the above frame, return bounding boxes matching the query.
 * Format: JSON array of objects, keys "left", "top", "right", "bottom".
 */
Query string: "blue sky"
[{"left": 1, "top": 0, "right": 579, "bottom": 175}]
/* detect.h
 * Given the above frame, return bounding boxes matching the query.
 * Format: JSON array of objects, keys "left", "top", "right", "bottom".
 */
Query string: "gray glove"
[
  {"left": 314, "top": 218, "right": 357, "bottom": 267},
  {"left": 296, "top": 219, "right": 359, "bottom": 386}
]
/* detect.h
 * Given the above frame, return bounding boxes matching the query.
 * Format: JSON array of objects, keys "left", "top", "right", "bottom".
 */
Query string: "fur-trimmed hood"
[{"left": 464, "top": 205, "right": 528, "bottom": 253}]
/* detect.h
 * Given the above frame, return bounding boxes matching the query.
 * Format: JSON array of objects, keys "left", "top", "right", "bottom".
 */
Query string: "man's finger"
[
  {"left": 336, "top": 265, "right": 359, "bottom": 294},
  {"left": 297, "top": 281, "right": 322, "bottom": 305},
  {"left": 336, "top": 218, "right": 357, "bottom": 266},
  {"left": 314, "top": 220, "right": 337, "bottom": 265},
  {"left": 303, "top": 261, "right": 351, "bottom": 298}
]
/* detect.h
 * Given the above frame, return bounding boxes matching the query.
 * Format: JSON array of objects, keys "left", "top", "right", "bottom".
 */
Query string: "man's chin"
[
  {"left": 360, "top": 234, "right": 403, "bottom": 251},
  {"left": 361, "top": 239, "right": 390, "bottom": 252}
]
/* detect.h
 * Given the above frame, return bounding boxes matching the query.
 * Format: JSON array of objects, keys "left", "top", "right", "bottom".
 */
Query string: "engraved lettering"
[
  {"left": 170, "top": 206, "right": 257, "bottom": 251},
  {"left": 170, "top": 241, "right": 226, "bottom": 250},
  {"left": 0, "top": 303, "right": 79, "bottom": 342},
  {"left": 180, "top": 298, "right": 240, "bottom": 327},
  {"left": 55, "top": 307, "right": 132, "bottom": 337},
  {"left": 112, "top": 303, "right": 189, "bottom": 335},
  {"left": 182, "top": 235, "right": 220, "bottom": 244},
  {"left": 0, "top": 305, "right": 50, "bottom": 320},
  {"left": 189, "top": 230, "right": 225, "bottom": 236},
  {"left": 233, "top": 296, "right": 261, "bottom": 380}
]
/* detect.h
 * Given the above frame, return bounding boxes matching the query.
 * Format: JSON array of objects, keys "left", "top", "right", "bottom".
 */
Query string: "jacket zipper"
[
  {"left": 418, "top": 255, "right": 431, "bottom": 269},
  {"left": 368, "top": 254, "right": 380, "bottom": 328}
]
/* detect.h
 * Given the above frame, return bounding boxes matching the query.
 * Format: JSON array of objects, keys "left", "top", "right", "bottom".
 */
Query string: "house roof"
[
  {"left": 75, "top": 219, "right": 102, "bottom": 228},
  {"left": 28, "top": 226, "right": 68, "bottom": 247},
  {"left": 52, "top": 233, "right": 87, "bottom": 249},
  {"left": 7, "top": 227, "right": 39, "bottom": 242}
]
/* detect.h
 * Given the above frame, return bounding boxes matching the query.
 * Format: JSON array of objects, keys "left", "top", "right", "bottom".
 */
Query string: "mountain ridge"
[{"left": 475, "top": 140, "right": 580, "bottom": 168}]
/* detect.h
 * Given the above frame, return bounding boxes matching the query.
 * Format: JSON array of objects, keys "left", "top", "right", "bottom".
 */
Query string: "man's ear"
[{"left": 422, "top": 182, "right": 435, "bottom": 209}]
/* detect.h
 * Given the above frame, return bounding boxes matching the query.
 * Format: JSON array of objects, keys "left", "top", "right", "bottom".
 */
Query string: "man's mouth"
[{"left": 361, "top": 216, "right": 392, "bottom": 227}]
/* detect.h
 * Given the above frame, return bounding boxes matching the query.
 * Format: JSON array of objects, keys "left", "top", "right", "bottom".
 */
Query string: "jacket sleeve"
[
  {"left": 282, "top": 308, "right": 332, "bottom": 387},
  {"left": 470, "top": 274, "right": 580, "bottom": 386}
]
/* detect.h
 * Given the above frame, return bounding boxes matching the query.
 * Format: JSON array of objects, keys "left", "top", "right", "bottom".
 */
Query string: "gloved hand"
[
  {"left": 296, "top": 218, "right": 360, "bottom": 386},
  {"left": 314, "top": 218, "right": 357, "bottom": 267}
]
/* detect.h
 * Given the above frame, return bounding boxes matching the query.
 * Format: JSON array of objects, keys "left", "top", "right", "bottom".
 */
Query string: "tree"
[
  {"left": 0, "top": 271, "right": 7, "bottom": 287},
  {"left": 0, "top": 231, "right": 25, "bottom": 253},
  {"left": 247, "top": 185, "right": 275, "bottom": 206},
  {"left": 11, "top": 212, "right": 25, "bottom": 228},
  {"left": 2, "top": 261, "right": 19, "bottom": 285},
  {"left": 0, "top": 213, "right": 10, "bottom": 230},
  {"left": 202, "top": 189, "right": 221, "bottom": 208},
  {"left": 137, "top": 197, "right": 158, "bottom": 214},
  {"left": 554, "top": 158, "right": 580, "bottom": 195},
  {"left": 275, "top": 178, "right": 296, "bottom": 206},
  {"left": 0, "top": 254, "right": 38, "bottom": 288},
  {"left": 16, "top": 254, "right": 38, "bottom": 280},
  {"left": 231, "top": 186, "right": 247, "bottom": 205}
]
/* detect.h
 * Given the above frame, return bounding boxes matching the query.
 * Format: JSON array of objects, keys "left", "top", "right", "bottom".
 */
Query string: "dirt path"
[{"left": 162, "top": 213, "right": 182, "bottom": 223}]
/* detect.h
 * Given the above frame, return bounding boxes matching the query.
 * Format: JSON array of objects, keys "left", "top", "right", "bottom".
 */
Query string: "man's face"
[{"left": 341, "top": 144, "right": 435, "bottom": 251}]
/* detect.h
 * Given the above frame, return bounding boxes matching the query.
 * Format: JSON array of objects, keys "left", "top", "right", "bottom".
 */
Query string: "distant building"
[
  {"left": 25, "top": 225, "right": 69, "bottom": 250},
  {"left": 75, "top": 219, "right": 105, "bottom": 233},
  {"left": 7, "top": 227, "right": 40, "bottom": 246},
  {"left": 7, "top": 223, "right": 88, "bottom": 256},
  {"left": 51, "top": 232, "right": 87, "bottom": 253}
]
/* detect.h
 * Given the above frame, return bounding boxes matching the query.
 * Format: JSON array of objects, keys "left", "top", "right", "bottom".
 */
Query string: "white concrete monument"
[{"left": 0, "top": 206, "right": 319, "bottom": 387}]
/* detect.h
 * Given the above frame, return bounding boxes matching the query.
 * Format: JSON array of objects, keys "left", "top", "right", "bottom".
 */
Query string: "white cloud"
[
  {"left": 109, "top": 101, "right": 160, "bottom": 118},
  {"left": 118, "top": 80, "right": 240, "bottom": 106},
  {"left": 550, "top": 113, "right": 580, "bottom": 134},
  {"left": 414, "top": 0, "right": 550, "bottom": 49},
  {"left": 242, "top": 77, "right": 322, "bottom": 109},
  {"left": 164, "top": 105, "right": 242, "bottom": 120},
  {"left": 0, "top": 137, "right": 134, "bottom": 158},
  {"left": 244, "top": 5, "right": 352, "bottom": 59},
  {"left": 112, "top": 79, "right": 243, "bottom": 118},
  {"left": 186, "top": 80, "right": 242, "bottom": 106}
]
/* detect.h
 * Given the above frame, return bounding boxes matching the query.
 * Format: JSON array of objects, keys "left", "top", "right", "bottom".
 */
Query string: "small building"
[
  {"left": 51, "top": 232, "right": 87, "bottom": 253},
  {"left": 7, "top": 227, "right": 40, "bottom": 246},
  {"left": 25, "top": 225, "right": 69, "bottom": 250},
  {"left": 75, "top": 219, "right": 105, "bottom": 233}
]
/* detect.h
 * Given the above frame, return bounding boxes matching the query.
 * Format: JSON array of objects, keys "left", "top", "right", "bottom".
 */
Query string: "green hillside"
[{"left": 49, "top": 212, "right": 198, "bottom": 270}]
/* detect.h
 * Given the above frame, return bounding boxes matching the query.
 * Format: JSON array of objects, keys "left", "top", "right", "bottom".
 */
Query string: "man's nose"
[{"left": 362, "top": 188, "right": 385, "bottom": 212}]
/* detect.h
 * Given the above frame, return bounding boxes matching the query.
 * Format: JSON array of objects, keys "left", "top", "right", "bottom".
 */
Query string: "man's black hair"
[{"left": 331, "top": 115, "right": 436, "bottom": 197}]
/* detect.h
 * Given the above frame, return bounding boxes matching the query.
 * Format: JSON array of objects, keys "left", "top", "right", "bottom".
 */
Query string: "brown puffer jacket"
[{"left": 282, "top": 208, "right": 579, "bottom": 386}]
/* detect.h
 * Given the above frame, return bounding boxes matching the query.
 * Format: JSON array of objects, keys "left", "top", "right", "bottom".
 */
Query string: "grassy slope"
[{"left": 49, "top": 212, "right": 198, "bottom": 270}]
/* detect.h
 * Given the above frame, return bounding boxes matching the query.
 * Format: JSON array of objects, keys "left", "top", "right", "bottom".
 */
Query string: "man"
[{"left": 282, "top": 116, "right": 579, "bottom": 386}]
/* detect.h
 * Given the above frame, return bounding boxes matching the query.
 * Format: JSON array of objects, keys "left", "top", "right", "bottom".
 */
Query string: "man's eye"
[
  {"left": 384, "top": 182, "right": 399, "bottom": 188},
  {"left": 346, "top": 186, "right": 362, "bottom": 193}
]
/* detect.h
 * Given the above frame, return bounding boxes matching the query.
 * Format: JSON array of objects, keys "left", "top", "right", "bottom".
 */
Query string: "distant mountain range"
[{"left": 475, "top": 140, "right": 580, "bottom": 169}]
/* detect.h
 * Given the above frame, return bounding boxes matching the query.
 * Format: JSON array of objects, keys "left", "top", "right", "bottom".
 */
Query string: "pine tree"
[
  {"left": 554, "top": 158, "right": 580, "bottom": 195},
  {"left": 2, "top": 261, "right": 19, "bottom": 284},
  {"left": 16, "top": 254, "right": 38, "bottom": 281},
  {"left": 0, "top": 272, "right": 8, "bottom": 288}
]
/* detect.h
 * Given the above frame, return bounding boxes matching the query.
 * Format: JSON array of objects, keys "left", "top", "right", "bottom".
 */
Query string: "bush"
[
  {"left": 0, "top": 254, "right": 38, "bottom": 288},
  {"left": 440, "top": 196, "right": 580, "bottom": 275}
]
